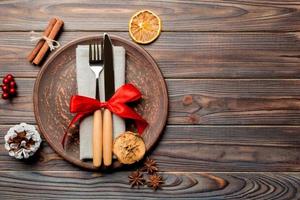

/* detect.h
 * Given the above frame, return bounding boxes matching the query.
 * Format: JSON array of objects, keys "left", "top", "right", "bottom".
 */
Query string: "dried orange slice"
[
  {"left": 113, "top": 131, "right": 146, "bottom": 164},
  {"left": 129, "top": 10, "right": 161, "bottom": 44}
]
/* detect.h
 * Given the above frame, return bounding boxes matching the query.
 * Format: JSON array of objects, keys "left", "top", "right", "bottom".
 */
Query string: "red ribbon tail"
[
  {"left": 136, "top": 120, "right": 148, "bottom": 136},
  {"left": 62, "top": 112, "right": 89, "bottom": 149}
]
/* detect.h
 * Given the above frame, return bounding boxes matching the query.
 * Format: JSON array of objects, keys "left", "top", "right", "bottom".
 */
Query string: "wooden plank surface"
[
  {"left": 2, "top": 78, "right": 300, "bottom": 125},
  {"left": 1, "top": 0, "right": 300, "bottom": 32},
  {"left": 1, "top": 125, "right": 300, "bottom": 172},
  {"left": 1, "top": 0, "right": 300, "bottom": 198},
  {"left": 0, "top": 171, "right": 300, "bottom": 199},
  {"left": 2, "top": 32, "right": 300, "bottom": 79}
]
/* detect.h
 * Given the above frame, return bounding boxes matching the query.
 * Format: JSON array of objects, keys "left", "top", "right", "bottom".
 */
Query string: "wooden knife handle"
[
  {"left": 93, "top": 109, "right": 102, "bottom": 167},
  {"left": 103, "top": 109, "right": 113, "bottom": 166}
]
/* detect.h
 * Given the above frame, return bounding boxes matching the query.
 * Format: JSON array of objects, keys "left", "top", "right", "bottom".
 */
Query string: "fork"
[{"left": 89, "top": 43, "right": 103, "bottom": 167}]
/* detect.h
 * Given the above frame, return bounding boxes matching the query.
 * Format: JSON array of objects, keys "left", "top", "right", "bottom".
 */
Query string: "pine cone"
[{"left": 4, "top": 123, "right": 41, "bottom": 159}]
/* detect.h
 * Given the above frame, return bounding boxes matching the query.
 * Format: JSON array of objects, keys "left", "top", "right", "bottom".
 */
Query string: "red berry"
[
  {"left": 5, "top": 74, "right": 14, "bottom": 82},
  {"left": 3, "top": 78, "right": 9, "bottom": 84},
  {"left": 2, "top": 93, "right": 9, "bottom": 99},
  {"left": 1, "top": 85, "right": 9, "bottom": 92},
  {"left": 9, "top": 88, "right": 16, "bottom": 95},
  {"left": 9, "top": 81, "right": 16, "bottom": 88}
]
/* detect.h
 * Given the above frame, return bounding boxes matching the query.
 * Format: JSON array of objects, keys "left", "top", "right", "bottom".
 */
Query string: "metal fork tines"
[
  {"left": 89, "top": 43, "right": 103, "bottom": 65},
  {"left": 89, "top": 43, "right": 103, "bottom": 99}
]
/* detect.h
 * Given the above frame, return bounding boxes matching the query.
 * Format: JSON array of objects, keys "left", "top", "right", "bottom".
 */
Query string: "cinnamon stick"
[
  {"left": 33, "top": 18, "right": 64, "bottom": 65},
  {"left": 27, "top": 18, "right": 57, "bottom": 63}
]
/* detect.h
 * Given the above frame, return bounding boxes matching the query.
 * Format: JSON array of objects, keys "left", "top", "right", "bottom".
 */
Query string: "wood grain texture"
[
  {"left": 1, "top": 0, "right": 300, "bottom": 198},
  {"left": 1, "top": 171, "right": 300, "bottom": 199},
  {"left": 1, "top": 125, "right": 300, "bottom": 172},
  {"left": 3, "top": 78, "right": 300, "bottom": 125},
  {"left": 167, "top": 79, "right": 300, "bottom": 125},
  {"left": 3, "top": 32, "right": 300, "bottom": 79},
  {"left": 1, "top": 0, "right": 300, "bottom": 32}
]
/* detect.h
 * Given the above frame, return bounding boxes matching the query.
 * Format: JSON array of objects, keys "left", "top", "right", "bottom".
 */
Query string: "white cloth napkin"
[{"left": 76, "top": 45, "right": 125, "bottom": 160}]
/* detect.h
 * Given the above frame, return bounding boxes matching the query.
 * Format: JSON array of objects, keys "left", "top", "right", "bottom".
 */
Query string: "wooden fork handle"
[
  {"left": 93, "top": 109, "right": 102, "bottom": 167},
  {"left": 103, "top": 109, "right": 113, "bottom": 166}
]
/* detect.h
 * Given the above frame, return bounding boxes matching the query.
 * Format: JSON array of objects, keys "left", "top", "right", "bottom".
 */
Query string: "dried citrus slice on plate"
[
  {"left": 113, "top": 131, "right": 146, "bottom": 165},
  {"left": 129, "top": 10, "right": 161, "bottom": 44}
]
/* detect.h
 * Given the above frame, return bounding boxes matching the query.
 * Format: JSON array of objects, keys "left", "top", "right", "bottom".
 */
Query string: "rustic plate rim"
[{"left": 33, "top": 34, "right": 168, "bottom": 170}]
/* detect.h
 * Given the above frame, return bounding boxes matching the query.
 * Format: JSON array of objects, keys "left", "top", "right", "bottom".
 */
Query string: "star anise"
[
  {"left": 141, "top": 157, "right": 158, "bottom": 174},
  {"left": 128, "top": 170, "right": 145, "bottom": 188},
  {"left": 147, "top": 174, "right": 164, "bottom": 190}
]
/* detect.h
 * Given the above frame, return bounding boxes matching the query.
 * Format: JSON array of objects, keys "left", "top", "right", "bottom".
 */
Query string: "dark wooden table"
[{"left": 1, "top": 0, "right": 300, "bottom": 199}]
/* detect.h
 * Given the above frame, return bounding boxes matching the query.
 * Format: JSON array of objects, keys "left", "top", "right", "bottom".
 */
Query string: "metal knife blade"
[{"left": 103, "top": 33, "right": 115, "bottom": 101}]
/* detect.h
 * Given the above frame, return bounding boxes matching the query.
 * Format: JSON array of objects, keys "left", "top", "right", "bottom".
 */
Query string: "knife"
[{"left": 103, "top": 33, "right": 114, "bottom": 166}]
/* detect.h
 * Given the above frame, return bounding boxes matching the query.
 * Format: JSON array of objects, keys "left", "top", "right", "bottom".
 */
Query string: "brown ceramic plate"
[{"left": 33, "top": 35, "right": 168, "bottom": 170}]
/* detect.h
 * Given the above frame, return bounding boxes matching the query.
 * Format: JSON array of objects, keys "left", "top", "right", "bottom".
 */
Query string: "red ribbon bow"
[{"left": 62, "top": 83, "right": 148, "bottom": 147}]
